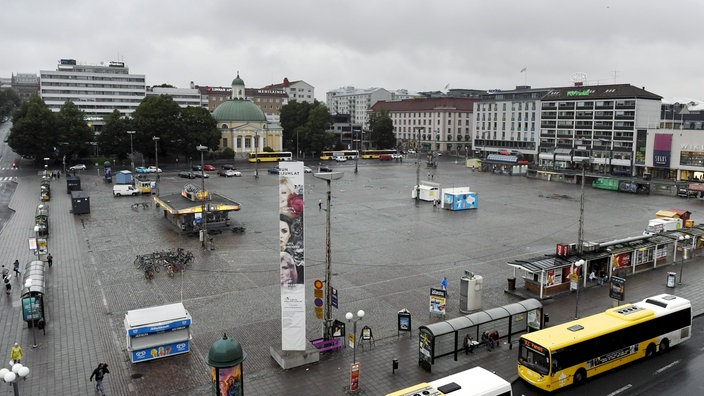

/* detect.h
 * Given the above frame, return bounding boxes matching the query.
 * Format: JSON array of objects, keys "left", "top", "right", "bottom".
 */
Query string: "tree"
[
  {"left": 6, "top": 96, "right": 56, "bottom": 161},
  {"left": 130, "top": 95, "right": 183, "bottom": 159},
  {"left": 57, "top": 101, "right": 93, "bottom": 159},
  {"left": 368, "top": 110, "right": 395, "bottom": 148},
  {"left": 179, "top": 106, "right": 220, "bottom": 158},
  {"left": 97, "top": 110, "right": 133, "bottom": 160},
  {"left": 280, "top": 100, "right": 334, "bottom": 156},
  {"left": 279, "top": 100, "right": 312, "bottom": 151},
  {"left": 0, "top": 88, "right": 21, "bottom": 121}
]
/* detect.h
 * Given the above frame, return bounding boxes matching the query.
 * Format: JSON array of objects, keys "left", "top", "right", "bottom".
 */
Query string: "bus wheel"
[
  {"left": 573, "top": 369, "right": 586, "bottom": 385},
  {"left": 646, "top": 343, "right": 656, "bottom": 357},
  {"left": 659, "top": 339, "right": 670, "bottom": 353}
]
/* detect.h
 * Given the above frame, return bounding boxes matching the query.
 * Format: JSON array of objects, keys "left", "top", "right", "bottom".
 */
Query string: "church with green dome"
[{"left": 212, "top": 73, "right": 283, "bottom": 157}]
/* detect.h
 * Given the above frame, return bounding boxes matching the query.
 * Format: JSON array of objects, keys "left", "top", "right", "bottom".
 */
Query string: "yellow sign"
[
  {"left": 314, "top": 307, "right": 323, "bottom": 319},
  {"left": 314, "top": 289, "right": 323, "bottom": 299},
  {"left": 570, "top": 273, "right": 578, "bottom": 282}
]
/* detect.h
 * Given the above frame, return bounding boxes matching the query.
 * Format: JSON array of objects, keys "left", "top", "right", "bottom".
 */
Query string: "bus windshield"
[{"left": 518, "top": 340, "right": 550, "bottom": 375}]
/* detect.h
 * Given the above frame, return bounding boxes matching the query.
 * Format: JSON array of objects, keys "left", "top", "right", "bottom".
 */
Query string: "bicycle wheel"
[{"left": 153, "top": 264, "right": 161, "bottom": 273}]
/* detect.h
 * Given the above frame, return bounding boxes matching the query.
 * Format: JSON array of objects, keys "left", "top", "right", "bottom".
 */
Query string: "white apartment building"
[
  {"left": 326, "top": 87, "right": 393, "bottom": 127},
  {"left": 262, "top": 78, "right": 315, "bottom": 104},
  {"left": 39, "top": 59, "right": 145, "bottom": 127},
  {"left": 146, "top": 86, "right": 202, "bottom": 108},
  {"left": 473, "top": 86, "right": 550, "bottom": 159}
]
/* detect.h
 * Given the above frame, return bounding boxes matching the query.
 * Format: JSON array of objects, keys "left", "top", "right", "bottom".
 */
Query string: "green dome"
[
  {"left": 212, "top": 98, "right": 267, "bottom": 122},
  {"left": 207, "top": 333, "right": 246, "bottom": 368},
  {"left": 232, "top": 74, "right": 245, "bottom": 86}
]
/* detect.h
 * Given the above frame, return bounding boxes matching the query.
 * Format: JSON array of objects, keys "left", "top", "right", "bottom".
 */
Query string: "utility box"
[
  {"left": 66, "top": 176, "right": 81, "bottom": 194},
  {"left": 70, "top": 190, "right": 90, "bottom": 214},
  {"left": 459, "top": 272, "right": 483, "bottom": 313},
  {"left": 666, "top": 272, "right": 676, "bottom": 288}
]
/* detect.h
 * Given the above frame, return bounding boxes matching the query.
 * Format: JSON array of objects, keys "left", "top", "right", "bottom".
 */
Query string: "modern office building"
[
  {"left": 537, "top": 84, "right": 661, "bottom": 177},
  {"left": 370, "top": 97, "right": 477, "bottom": 153},
  {"left": 39, "top": 59, "right": 146, "bottom": 128},
  {"left": 472, "top": 86, "right": 551, "bottom": 161},
  {"left": 146, "top": 85, "right": 202, "bottom": 108}
]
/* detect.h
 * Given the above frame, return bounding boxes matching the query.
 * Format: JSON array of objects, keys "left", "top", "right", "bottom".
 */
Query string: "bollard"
[{"left": 392, "top": 358, "right": 399, "bottom": 374}]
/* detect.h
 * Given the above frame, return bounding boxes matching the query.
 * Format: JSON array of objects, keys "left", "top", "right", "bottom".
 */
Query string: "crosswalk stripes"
[{"left": 0, "top": 176, "right": 17, "bottom": 182}]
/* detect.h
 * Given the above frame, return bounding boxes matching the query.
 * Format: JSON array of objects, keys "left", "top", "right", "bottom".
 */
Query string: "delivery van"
[
  {"left": 113, "top": 184, "right": 140, "bottom": 197},
  {"left": 643, "top": 218, "right": 682, "bottom": 236}
]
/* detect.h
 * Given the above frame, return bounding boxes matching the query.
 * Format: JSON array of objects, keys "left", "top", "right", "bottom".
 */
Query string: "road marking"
[
  {"left": 655, "top": 360, "right": 680, "bottom": 374},
  {"left": 606, "top": 384, "right": 632, "bottom": 395}
]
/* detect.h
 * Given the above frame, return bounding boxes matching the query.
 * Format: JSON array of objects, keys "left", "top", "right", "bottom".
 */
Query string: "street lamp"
[
  {"left": 345, "top": 310, "right": 365, "bottom": 363},
  {"left": 414, "top": 127, "right": 423, "bottom": 205},
  {"left": 678, "top": 235, "right": 691, "bottom": 285},
  {"left": 254, "top": 129, "right": 259, "bottom": 179},
  {"left": 313, "top": 171, "right": 344, "bottom": 339},
  {"left": 126, "top": 131, "right": 135, "bottom": 173},
  {"left": 0, "top": 363, "right": 30, "bottom": 396},
  {"left": 153, "top": 136, "right": 160, "bottom": 194},
  {"left": 574, "top": 259, "right": 585, "bottom": 319},
  {"left": 197, "top": 145, "right": 208, "bottom": 249}
]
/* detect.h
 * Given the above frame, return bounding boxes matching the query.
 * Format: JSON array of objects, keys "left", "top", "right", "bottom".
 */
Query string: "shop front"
[{"left": 153, "top": 184, "right": 241, "bottom": 233}]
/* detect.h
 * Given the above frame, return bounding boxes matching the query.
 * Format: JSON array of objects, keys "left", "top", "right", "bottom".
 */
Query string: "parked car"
[
  {"left": 379, "top": 154, "right": 393, "bottom": 161},
  {"left": 218, "top": 169, "right": 241, "bottom": 177},
  {"left": 147, "top": 166, "right": 162, "bottom": 173},
  {"left": 267, "top": 167, "right": 281, "bottom": 174},
  {"left": 407, "top": 149, "right": 416, "bottom": 154},
  {"left": 69, "top": 164, "right": 87, "bottom": 171},
  {"left": 222, "top": 164, "right": 236, "bottom": 170},
  {"left": 194, "top": 172, "right": 209, "bottom": 178},
  {"left": 391, "top": 153, "right": 403, "bottom": 159},
  {"left": 178, "top": 171, "right": 196, "bottom": 179},
  {"left": 303, "top": 166, "right": 312, "bottom": 173},
  {"left": 203, "top": 164, "right": 216, "bottom": 171},
  {"left": 318, "top": 166, "right": 333, "bottom": 172},
  {"left": 113, "top": 184, "right": 139, "bottom": 197},
  {"left": 334, "top": 157, "right": 348, "bottom": 162},
  {"left": 135, "top": 166, "right": 149, "bottom": 174},
  {"left": 192, "top": 165, "right": 202, "bottom": 171}
]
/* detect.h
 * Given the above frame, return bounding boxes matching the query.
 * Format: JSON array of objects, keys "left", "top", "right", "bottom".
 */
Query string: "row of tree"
[{"left": 3, "top": 90, "right": 396, "bottom": 165}]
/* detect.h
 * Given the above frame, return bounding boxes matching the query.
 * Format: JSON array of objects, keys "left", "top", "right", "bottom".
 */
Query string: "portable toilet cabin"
[
  {"left": 441, "top": 187, "right": 478, "bottom": 211},
  {"left": 115, "top": 170, "right": 134, "bottom": 185},
  {"left": 66, "top": 176, "right": 81, "bottom": 194},
  {"left": 411, "top": 181, "right": 440, "bottom": 202},
  {"left": 70, "top": 190, "right": 90, "bottom": 214}
]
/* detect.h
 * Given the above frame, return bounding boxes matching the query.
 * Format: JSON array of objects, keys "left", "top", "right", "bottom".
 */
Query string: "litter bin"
[{"left": 667, "top": 272, "right": 676, "bottom": 288}]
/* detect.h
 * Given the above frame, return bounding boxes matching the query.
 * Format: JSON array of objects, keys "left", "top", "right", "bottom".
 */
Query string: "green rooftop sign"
[{"left": 566, "top": 89, "right": 593, "bottom": 97}]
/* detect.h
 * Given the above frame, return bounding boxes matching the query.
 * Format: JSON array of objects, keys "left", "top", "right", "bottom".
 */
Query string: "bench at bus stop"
[{"left": 310, "top": 337, "right": 343, "bottom": 353}]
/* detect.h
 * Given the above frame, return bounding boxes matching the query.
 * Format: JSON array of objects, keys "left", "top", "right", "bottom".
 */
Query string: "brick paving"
[{"left": 0, "top": 162, "right": 702, "bottom": 395}]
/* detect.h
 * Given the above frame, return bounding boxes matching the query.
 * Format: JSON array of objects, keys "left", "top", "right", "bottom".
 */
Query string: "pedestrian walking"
[
  {"left": 318, "top": 199, "right": 322, "bottom": 210},
  {"left": 1, "top": 265, "right": 8, "bottom": 279},
  {"left": 13, "top": 260, "right": 20, "bottom": 278},
  {"left": 47, "top": 254, "right": 53, "bottom": 268},
  {"left": 10, "top": 343, "right": 22, "bottom": 364},
  {"left": 89, "top": 362, "right": 110, "bottom": 396}
]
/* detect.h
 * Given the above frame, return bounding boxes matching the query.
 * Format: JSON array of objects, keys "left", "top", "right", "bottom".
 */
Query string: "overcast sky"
[{"left": 2, "top": 1, "right": 701, "bottom": 103}]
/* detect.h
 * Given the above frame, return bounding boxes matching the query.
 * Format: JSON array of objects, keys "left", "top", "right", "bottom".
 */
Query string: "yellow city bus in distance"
[
  {"left": 517, "top": 294, "right": 691, "bottom": 392},
  {"left": 361, "top": 149, "right": 397, "bottom": 159},
  {"left": 247, "top": 151, "right": 293, "bottom": 163},
  {"left": 320, "top": 150, "right": 359, "bottom": 161},
  {"left": 386, "top": 366, "right": 512, "bottom": 396}
]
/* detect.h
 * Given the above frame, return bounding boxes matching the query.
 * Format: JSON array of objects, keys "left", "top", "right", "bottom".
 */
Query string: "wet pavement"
[{"left": 0, "top": 156, "right": 702, "bottom": 395}]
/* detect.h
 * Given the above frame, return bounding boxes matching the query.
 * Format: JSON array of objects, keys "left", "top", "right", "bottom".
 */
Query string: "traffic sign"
[
  {"left": 314, "top": 279, "right": 323, "bottom": 289},
  {"left": 314, "top": 297, "right": 323, "bottom": 307}
]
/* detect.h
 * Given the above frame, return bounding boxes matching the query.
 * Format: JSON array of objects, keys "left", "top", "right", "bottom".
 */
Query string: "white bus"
[{"left": 386, "top": 366, "right": 512, "bottom": 396}]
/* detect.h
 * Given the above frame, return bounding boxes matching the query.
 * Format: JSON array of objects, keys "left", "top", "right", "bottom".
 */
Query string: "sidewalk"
[{"left": 247, "top": 260, "right": 704, "bottom": 395}]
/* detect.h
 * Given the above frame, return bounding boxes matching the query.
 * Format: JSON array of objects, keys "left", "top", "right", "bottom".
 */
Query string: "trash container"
[
  {"left": 507, "top": 277, "right": 516, "bottom": 291},
  {"left": 667, "top": 272, "right": 676, "bottom": 288}
]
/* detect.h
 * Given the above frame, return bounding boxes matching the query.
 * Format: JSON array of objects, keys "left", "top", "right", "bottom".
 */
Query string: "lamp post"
[
  {"left": 313, "top": 171, "right": 344, "bottom": 339},
  {"left": 574, "top": 259, "right": 585, "bottom": 319},
  {"left": 197, "top": 145, "right": 208, "bottom": 249},
  {"left": 577, "top": 160, "right": 587, "bottom": 255},
  {"left": 0, "top": 363, "right": 30, "bottom": 396},
  {"left": 127, "top": 131, "right": 136, "bottom": 173},
  {"left": 345, "top": 309, "right": 365, "bottom": 394},
  {"left": 153, "top": 136, "right": 160, "bottom": 194},
  {"left": 414, "top": 127, "right": 423, "bottom": 205},
  {"left": 678, "top": 235, "right": 691, "bottom": 285},
  {"left": 254, "top": 129, "right": 259, "bottom": 179}
]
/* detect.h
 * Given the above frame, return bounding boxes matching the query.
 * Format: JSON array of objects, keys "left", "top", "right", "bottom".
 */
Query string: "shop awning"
[
  {"left": 485, "top": 154, "right": 518, "bottom": 163},
  {"left": 508, "top": 255, "right": 573, "bottom": 274},
  {"left": 153, "top": 192, "right": 240, "bottom": 215}
]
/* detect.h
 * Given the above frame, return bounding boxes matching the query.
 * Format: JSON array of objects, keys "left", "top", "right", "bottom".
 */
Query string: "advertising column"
[{"left": 279, "top": 162, "right": 306, "bottom": 351}]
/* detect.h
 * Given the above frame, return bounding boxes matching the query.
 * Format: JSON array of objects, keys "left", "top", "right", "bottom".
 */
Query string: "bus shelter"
[
  {"left": 418, "top": 299, "right": 542, "bottom": 371},
  {"left": 21, "top": 260, "right": 47, "bottom": 331}
]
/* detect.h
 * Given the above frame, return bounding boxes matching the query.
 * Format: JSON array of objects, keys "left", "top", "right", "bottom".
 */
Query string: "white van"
[{"left": 113, "top": 184, "right": 140, "bottom": 197}]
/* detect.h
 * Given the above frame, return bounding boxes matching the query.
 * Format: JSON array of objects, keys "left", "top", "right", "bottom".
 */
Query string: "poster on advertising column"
[{"left": 279, "top": 161, "right": 306, "bottom": 351}]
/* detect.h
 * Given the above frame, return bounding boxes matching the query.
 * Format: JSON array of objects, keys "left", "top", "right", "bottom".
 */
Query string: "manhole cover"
[{"left": 131, "top": 373, "right": 143, "bottom": 379}]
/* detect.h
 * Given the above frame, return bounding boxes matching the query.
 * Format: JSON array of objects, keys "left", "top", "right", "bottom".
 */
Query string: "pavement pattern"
[{"left": 0, "top": 160, "right": 702, "bottom": 395}]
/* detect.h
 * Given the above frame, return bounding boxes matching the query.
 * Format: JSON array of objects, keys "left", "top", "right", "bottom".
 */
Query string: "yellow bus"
[
  {"left": 360, "top": 149, "right": 397, "bottom": 159},
  {"left": 320, "top": 150, "right": 359, "bottom": 161},
  {"left": 247, "top": 151, "right": 293, "bottom": 163},
  {"left": 386, "top": 366, "right": 512, "bottom": 396},
  {"left": 517, "top": 294, "right": 692, "bottom": 392}
]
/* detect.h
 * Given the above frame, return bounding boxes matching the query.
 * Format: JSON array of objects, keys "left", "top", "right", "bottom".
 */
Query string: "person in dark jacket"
[{"left": 90, "top": 362, "right": 110, "bottom": 395}]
